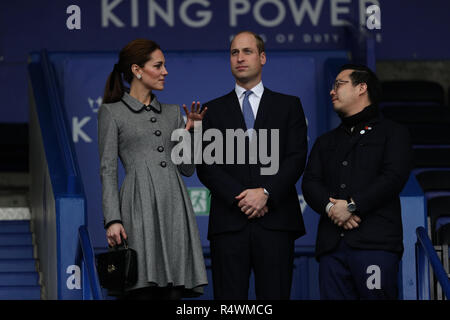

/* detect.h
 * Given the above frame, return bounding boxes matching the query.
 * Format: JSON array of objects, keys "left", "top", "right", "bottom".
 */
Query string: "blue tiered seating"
[{"left": 0, "top": 220, "right": 40, "bottom": 300}]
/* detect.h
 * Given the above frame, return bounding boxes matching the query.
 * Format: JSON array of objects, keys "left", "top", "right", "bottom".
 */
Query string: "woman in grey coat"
[{"left": 98, "top": 39, "right": 207, "bottom": 300}]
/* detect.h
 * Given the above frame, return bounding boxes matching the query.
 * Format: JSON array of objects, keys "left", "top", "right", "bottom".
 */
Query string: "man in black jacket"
[
  {"left": 302, "top": 64, "right": 412, "bottom": 300},
  {"left": 197, "top": 31, "right": 308, "bottom": 299}
]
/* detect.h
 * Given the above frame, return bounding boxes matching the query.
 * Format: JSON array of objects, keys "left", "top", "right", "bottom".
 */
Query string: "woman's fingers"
[
  {"left": 107, "top": 238, "right": 114, "bottom": 247},
  {"left": 106, "top": 223, "right": 127, "bottom": 247},
  {"left": 121, "top": 227, "right": 128, "bottom": 241},
  {"left": 188, "top": 101, "right": 201, "bottom": 114}
]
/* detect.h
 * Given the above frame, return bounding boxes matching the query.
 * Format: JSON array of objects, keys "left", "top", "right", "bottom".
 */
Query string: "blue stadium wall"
[{"left": 2, "top": 0, "right": 450, "bottom": 123}]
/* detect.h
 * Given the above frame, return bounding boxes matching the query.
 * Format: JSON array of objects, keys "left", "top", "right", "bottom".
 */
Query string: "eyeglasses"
[{"left": 332, "top": 80, "right": 350, "bottom": 91}]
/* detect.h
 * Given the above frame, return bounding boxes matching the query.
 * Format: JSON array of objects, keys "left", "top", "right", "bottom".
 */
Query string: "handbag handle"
[
  {"left": 111, "top": 237, "right": 129, "bottom": 250},
  {"left": 122, "top": 238, "right": 129, "bottom": 249}
]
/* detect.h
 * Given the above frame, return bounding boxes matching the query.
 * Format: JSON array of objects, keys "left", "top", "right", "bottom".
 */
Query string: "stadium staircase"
[{"left": 0, "top": 125, "right": 41, "bottom": 300}]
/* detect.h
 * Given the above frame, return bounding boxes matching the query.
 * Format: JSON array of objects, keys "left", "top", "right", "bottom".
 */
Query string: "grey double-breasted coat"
[{"left": 98, "top": 92, "right": 207, "bottom": 295}]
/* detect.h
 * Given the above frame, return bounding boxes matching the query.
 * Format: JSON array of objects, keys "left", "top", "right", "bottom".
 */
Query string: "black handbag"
[{"left": 95, "top": 239, "right": 138, "bottom": 292}]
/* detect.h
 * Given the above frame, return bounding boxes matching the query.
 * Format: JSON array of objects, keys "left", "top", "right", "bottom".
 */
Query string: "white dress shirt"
[{"left": 235, "top": 81, "right": 264, "bottom": 119}]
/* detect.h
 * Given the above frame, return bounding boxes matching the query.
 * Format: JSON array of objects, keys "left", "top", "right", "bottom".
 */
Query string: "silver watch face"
[
  {"left": 347, "top": 202, "right": 356, "bottom": 213},
  {"left": 347, "top": 203, "right": 356, "bottom": 212}
]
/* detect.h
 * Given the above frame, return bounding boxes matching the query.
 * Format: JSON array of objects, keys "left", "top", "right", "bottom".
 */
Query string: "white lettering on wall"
[
  {"left": 98, "top": 0, "right": 378, "bottom": 29},
  {"left": 288, "top": 0, "right": 324, "bottom": 26},
  {"left": 330, "top": 0, "right": 351, "bottom": 26},
  {"left": 73, "top": 117, "right": 92, "bottom": 143},
  {"left": 229, "top": 0, "right": 251, "bottom": 27},
  {"left": 253, "top": 0, "right": 286, "bottom": 28},
  {"left": 179, "top": 0, "right": 212, "bottom": 28},
  {"left": 148, "top": 0, "right": 175, "bottom": 27},
  {"left": 102, "top": 0, "right": 125, "bottom": 27}
]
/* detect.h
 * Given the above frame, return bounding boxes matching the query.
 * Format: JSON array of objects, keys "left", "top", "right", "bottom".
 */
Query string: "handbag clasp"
[{"left": 107, "top": 264, "right": 116, "bottom": 273}]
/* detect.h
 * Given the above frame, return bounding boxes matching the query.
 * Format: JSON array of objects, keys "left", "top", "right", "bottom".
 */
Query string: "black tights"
[{"left": 120, "top": 286, "right": 184, "bottom": 300}]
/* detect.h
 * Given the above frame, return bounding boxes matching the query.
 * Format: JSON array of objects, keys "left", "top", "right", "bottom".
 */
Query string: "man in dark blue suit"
[
  {"left": 302, "top": 64, "right": 413, "bottom": 299},
  {"left": 197, "top": 31, "right": 308, "bottom": 300}
]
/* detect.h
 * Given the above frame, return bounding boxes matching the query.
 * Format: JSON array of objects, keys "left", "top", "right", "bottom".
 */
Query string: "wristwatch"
[
  {"left": 263, "top": 188, "right": 270, "bottom": 197},
  {"left": 347, "top": 201, "right": 357, "bottom": 213}
]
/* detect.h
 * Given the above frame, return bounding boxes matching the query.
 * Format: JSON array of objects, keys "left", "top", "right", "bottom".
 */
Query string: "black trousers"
[
  {"left": 210, "top": 221, "right": 295, "bottom": 300},
  {"left": 319, "top": 239, "right": 400, "bottom": 300}
]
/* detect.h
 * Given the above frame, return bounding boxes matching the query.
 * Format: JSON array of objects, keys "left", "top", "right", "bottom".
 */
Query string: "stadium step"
[
  {"left": 0, "top": 259, "right": 36, "bottom": 272},
  {"left": 0, "top": 220, "right": 40, "bottom": 300},
  {"left": 0, "top": 220, "right": 30, "bottom": 233},
  {"left": 0, "top": 286, "right": 40, "bottom": 300},
  {"left": 0, "top": 272, "right": 39, "bottom": 286},
  {"left": 0, "top": 233, "right": 32, "bottom": 245},
  {"left": 0, "top": 245, "right": 34, "bottom": 259}
]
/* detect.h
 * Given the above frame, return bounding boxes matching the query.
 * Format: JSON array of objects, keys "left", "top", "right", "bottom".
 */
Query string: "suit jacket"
[
  {"left": 301, "top": 112, "right": 412, "bottom": 259},
  {"left": 197, "top": 88, "right": 308, "bottom": 239}
]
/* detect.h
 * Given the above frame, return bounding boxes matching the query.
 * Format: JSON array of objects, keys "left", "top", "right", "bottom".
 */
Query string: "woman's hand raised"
[{"left": 183, "top": 101, "right": 207, "bottom": 131}]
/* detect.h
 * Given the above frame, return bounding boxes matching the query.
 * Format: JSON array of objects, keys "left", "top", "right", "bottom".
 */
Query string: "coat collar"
[
  {"left": 339, "top": 104, "right": 380, "bottom": 135},
  {"left": 226, "top": 90, "right": 247, "bottom": 129},
  {"left": 121, "top": 92, "right": 162, "bottom": 113}
]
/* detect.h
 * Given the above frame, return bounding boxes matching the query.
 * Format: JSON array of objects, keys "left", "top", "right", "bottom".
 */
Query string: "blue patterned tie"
[{"left": 242, "top": 90, "right": 255, "bottom": 130}]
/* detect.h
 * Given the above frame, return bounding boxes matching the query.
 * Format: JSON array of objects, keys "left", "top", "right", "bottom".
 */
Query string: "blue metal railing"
[
  {"left": 41, "top": 49, "right": 104, "bottom": 300},
  {"left": 40, "top": 49, "right": 80, "bottom": 194},
  {"left": 29, "top": 50, "right": 104, "bottom": 299},
  {"left": 416, "top": 226, "right": 450, "bottom": 299},
  {"left": 78, "top": 226, "right": 103, "bottom": 300},
  {"left": 41, "top": 50, "right": 105, "bottom": 300}
]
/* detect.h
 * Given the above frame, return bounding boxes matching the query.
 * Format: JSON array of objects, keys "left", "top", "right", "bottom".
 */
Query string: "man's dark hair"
[
  {"left": 340, "top": 64, "right": 382, "bottom": 105},
  {"left": 231, "top": 31, "right": 265, "bottom": 54}
]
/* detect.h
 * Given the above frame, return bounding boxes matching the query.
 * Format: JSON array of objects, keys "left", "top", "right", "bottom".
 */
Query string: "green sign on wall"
[{"left": 188, "top": 187, "right": 210, "bottom": 216}]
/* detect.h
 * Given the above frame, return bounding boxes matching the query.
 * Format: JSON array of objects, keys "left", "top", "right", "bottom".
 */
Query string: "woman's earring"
[{"left": 136, "top": 74, "right": 142, "bottom": 80}]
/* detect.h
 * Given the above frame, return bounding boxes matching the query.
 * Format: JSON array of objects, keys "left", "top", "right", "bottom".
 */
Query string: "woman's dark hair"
[
  {"left": 340, "top": 64, "right": 382, "bottom": 106},
  {"left": 103, "top": 39, "right": 161, "bottom": 103}
]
